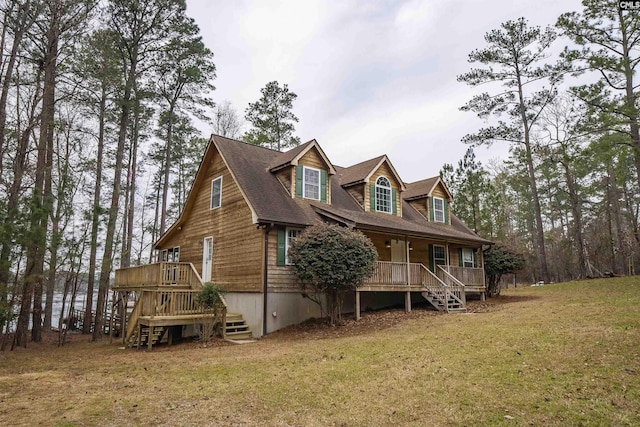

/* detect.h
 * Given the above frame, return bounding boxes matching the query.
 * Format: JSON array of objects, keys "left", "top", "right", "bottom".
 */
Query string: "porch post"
[
  {"left": 405, "top": 291, "right": 411, "bottom": 313},
  {"left": 445, "top": 242, "right": 450, "bottom": 272},
  {"left": 405, "top": 238, "right": 411, "bottom": 286},
  {"left": 355, "top": 290, "right": 361, "bottom": 320}
]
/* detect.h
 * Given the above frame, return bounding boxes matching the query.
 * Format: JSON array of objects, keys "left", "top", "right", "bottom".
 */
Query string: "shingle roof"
[
  {"left": 158, "top": 135, "right": 491, "bottom": 246},
  {"left": 339, "top": 155, "right": 386, "bottom": 186},
  {"left": 267, "top": 140, "right": 315, "bottom": 172},
  {"left": 403, "top": 176, "right": 452, "bottom": 200}
]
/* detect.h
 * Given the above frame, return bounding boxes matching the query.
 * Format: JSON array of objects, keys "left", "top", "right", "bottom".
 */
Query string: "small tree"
[
  {"left": 484, "top": 246, "right": 525, "bottom": 297},
  {"left": 196, "top": 283, "right": 225, "bottom": 343},
  {"left": 244, "top": 81, "right": 301, "bottom": 151},
  {"left": 288, "top": 223, "right": 377, "bottom": 326}
]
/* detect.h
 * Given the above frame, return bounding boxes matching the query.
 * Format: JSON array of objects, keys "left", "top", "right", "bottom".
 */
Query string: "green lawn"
[{"left": 1, "top": 277, "right": 639, "bottom": 426}]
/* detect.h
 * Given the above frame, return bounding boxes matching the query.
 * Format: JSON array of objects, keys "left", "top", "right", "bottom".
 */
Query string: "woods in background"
[{"left": 451, "top": 1, "right": 640, "bottom": 284}]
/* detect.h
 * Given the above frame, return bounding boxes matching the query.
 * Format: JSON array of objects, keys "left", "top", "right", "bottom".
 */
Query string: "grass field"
[{"left": 1, "top": 277, "right": 639, "bottom": 426}]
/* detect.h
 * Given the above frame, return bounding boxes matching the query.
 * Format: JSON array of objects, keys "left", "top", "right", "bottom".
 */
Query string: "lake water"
[{"left": 5, "top": 291, "right": 98, "bottom": 332}]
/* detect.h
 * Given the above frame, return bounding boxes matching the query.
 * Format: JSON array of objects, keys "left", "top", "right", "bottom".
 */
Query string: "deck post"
[
  {"left": 355, "top": 290, "right": 361, "bottom": 320},
  {"left": 405, "top": 291, "right": 411, "bottom": 313},
  {"left": 148, "top": 326, "right": 153, "bottom": 351}
]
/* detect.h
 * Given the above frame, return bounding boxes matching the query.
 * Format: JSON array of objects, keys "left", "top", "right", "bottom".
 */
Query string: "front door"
[
  {"left": 202, "top": 237, "right": 213, "bottom": 282},
  {"left": 390, "top": 239, "right": 407, "bottom": 284}
]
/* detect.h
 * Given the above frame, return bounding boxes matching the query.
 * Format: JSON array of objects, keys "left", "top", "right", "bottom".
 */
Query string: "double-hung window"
[
  {"left": 462, "top": 248, "right": 475, "bottom": 268},
  {"left": 285, "top": 228, "right": 301, "bottom": 265},
  {"left": 433, "top": 197, "right": 445, "bottom": 222},
  {"left": 375, "top": 176, "right": 392, "bottom": 213},
  {"left": 433, "top": 245, "right": 446, "bottom": 266},
  {"left": 210, "top": 176, "right": 222, "bottom": 209},
  {"left": 303, "top": 167, "right": 320, "bottom": 200}
]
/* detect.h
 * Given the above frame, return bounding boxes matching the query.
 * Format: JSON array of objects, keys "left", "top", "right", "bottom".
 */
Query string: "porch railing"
[
  {"left": 115, "top": 262, "right": 204, "bottom": 289},
  {"left": 437, "top": 266, "right": 466, "bottom": 307},
  {"left": 363, "top": 261, "right": 466, "bottom": 312},
  {"left": 446, "top": 265, "right": 485, "bottom": 288}
]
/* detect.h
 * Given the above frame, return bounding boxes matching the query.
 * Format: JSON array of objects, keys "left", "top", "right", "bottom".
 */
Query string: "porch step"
[
  {"left": 421, "top": 291, "right": 466, "bottom": 312},
  {"left": 128, "top": 325, "right": 167, "bottom": 349},
  {"left": 225, "top": 313, "right": 252, "bottom": 340}
]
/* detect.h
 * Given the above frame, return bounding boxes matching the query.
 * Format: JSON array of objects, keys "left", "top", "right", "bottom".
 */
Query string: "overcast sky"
[{"left": 185, "top": 0, "right": 584, "bottom": 183}]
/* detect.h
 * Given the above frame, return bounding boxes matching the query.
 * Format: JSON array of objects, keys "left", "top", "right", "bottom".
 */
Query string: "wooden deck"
[
  {"left": 112, "top": 262, "right": 229, "bottom": 350},
  {"left": 114, "top": 262, "right": 203, "bottom": 290}
]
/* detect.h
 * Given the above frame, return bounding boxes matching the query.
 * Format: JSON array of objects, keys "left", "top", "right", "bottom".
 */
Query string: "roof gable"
[
  {"left": 340, "top": 155, "right": 406, "bottom": 191},
  {"left": 403, "top": 176, "right": 452, "bottom": 200},
  {"left": 268, "top": 139, "right": 337, "bottom": 175}
]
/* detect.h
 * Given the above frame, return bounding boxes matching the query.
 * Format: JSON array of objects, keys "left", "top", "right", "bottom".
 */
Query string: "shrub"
[{"left": 288, "top": 223, "right": 377, "bottom": 325}]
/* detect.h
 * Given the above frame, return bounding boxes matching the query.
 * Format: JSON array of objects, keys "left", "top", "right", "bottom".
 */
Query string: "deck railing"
[
  {"left": 124, "top": 289, "right": 228, "bottom": 342},
  {"left": 115, "top": 262, "right": 203, "bottom": 289}
]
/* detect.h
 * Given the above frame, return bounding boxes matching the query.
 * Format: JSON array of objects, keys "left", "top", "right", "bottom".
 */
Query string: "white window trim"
[
  {"left": 210, "top": 176, "right": 223, "bottom": 210},
  {"left": 433, "top": 244, "right": 446, "bottom": 265},
  {"left": 285, "top": 227, "right": 303, "bottom": 265},
  {"left": 302, "top": 166, "right": 321, "bottom": 201},
  {"left": 462, "top": 248, "right": 475, "bottom": 268},
  {"left": 433, "top": 196, "right": 445, "bottom": 223},
  {"left": 375, "top": 176, "right": 392, "bottom": 214}
]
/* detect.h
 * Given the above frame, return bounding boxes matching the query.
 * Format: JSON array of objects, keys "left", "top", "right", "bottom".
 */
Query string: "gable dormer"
[
  {"left": 403, "top": 177, "right": 453, "bottom": 225},
  {"left": 269, "top": 140, "right": 336, "bottom": 203},
  {"left": 341, "top": 155, "right": 406, "bottom": 216}
]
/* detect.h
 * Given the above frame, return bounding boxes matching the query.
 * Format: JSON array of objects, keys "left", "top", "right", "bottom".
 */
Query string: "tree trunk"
[
  {"left": 516, "top": 70, "right": 550, "bottom": 283},
  {"left": 15, "top": 1, "right": 60, "bottom": 346},
  {"left": 122, "top": 96, "right": 140, "bottom": 268},
  {"left": 84, "top": 84, "right": 106, "bottom": 334},
  {"left": 561, "top": 160, "right": 587, "bottom": 278},
  {"left": 160, "top": 105, "right": 175, "bottom": 236},
  {"left": 0, "top": 0, "right": 38, "bottom": 181},
  {"left": 93, "top": 51, "right": 137, "bottom": 341}
]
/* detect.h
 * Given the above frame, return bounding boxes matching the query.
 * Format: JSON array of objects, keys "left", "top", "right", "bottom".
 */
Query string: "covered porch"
[{"left": 354, "top": 231, "right": 487, "bottom": 318}]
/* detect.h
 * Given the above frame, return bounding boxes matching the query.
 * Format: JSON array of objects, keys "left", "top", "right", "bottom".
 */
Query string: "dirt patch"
[{"left": 265, "top": 295, "right": 516, "bottom": 341}]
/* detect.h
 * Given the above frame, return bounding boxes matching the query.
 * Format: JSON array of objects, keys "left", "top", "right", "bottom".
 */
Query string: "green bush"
[
  {"left": 196, "top": 283, "right": 225, "bottom": 309},
  {"left": 288, "top": 223, "right": 377, "bottom": 325}
]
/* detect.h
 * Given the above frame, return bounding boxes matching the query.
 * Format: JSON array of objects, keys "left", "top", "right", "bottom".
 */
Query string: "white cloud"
[{"left": 187, "top": 0, "right": 583, "bottom": 181}]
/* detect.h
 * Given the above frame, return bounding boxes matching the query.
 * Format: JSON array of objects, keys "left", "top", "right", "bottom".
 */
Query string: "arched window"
[{"left": 375, "top": 176, "right": 392, "bottom": 213}]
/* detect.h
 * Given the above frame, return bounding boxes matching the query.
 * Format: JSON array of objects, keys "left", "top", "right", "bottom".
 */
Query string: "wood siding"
[
  {"left": 267, "top": 227, "right": 300, "bottom": 291},
  {"left": 409, "top": 199, "right": 428, "bottom": 220},
  {"left": 275, "top": 167, "right": 293, "bottom": 196},
  {"left": 159, "top": 149, "right": 263, "bottom": 292},
  {"left": 347, "top": 183, "right": 365, "bottom": 207}
]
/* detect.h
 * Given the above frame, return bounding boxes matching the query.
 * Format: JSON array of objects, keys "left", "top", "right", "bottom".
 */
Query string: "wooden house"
[{"left": 114, "top": 135, "right": 492, "bottom": 341}]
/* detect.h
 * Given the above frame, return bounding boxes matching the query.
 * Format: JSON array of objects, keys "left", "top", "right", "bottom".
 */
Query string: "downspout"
[{"left": 262, "top": 224, "right": 273, "bottom": 336}]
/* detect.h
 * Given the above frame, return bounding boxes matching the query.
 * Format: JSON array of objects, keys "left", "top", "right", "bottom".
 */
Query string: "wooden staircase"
[
  {"left": 225, "top": 313, "right": 252, "bottom": 340},
  {"left": 128, "top": 325, "right": 167, "bottom": 348},
  {"left": 421, "top": 290, "right": 466, "bottom": 312}
]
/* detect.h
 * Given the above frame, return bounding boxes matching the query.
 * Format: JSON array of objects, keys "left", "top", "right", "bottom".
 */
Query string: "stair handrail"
[
  {"left": 125, "top": 295, "right": 144, "bottom": 342},
  {"left": 417, "top": 264, "right": 450, "bottom": 311},
  {"left": 437, "top": 265, "right": 467, "bottom": 308}
]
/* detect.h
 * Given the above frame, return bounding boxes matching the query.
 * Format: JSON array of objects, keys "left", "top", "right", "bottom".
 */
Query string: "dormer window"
[
  {"left": 303, "top": 166, "right": 320, "bottom": 200},
  {"left": 295, "top": 165, "right": 328, "bottom": 202},
  {"left": 375, "top": 176, "right": 392, "bottom": 213},
  {"left": 433, "top": 197, "right": 445, "bottom": 222}
]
